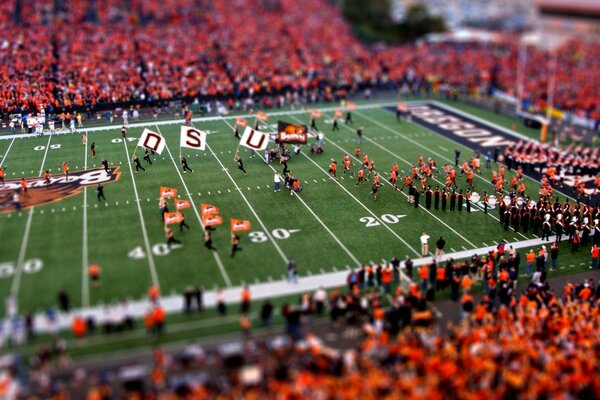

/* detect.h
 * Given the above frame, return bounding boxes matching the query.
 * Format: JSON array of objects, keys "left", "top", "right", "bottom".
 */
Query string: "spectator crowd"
[{"left": 1, "top": 0, "right": 600, "bottom": 125}]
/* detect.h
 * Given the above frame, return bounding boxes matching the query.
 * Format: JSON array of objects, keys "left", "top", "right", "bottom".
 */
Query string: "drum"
[
  {"left": 488, "top": 195, "right": 497, "bottom": 206},
  {"left": 503, "top": 196, "right": 511, "bottom": 206},
  {"left": 516, "top": 197, "right": 524, "bottom": 207},
  {"left": 470, "top": 192, "right": 480, "bottom": 203}
]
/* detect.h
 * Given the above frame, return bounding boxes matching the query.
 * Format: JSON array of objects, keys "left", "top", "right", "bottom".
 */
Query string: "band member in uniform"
[
  {"left": 414, "top": 187, "right": 420, "bottom": 208},
  {"left": 231, "top": 233, "right": 242, "bottom": 257},
  {"left": 102, "top": 159, "right": 110, "bottom": 175},
  {"left": 425, "top": 186, "right": 432, "bottom": 209},
  {"left": 329, "top": 159, "right": 337, "bottom": 179},
  {"left": 181, "top": 156, "right": 193, "bottom": 173},
  {"left": 97, "top": 183, "right": 106, "bottom": 201},
  {"left": 343, "top": 156, "right": 352, "bottom": 176},
  {"left": 555, "top": 218, "right": 564, "bottom": 242},
  {"left": 90, "top": 141, "right": 96, "bottom": 158},
  {"left": 441, "top": 190, "right": 447, "bottom": 211},
  {"left": 483, "top": 192, "right": 488, "bottom": 214},
  {"left": 449, "top": 189, "right": 457, "bottom": 211},
  {"left": 133, "top": 154, "right": 146, "bottom": 172},
  {"left": 143, "top": 148, "right": 153, "bottom": 164},
  {"left": 235, "top": 153, "right": 247, "bottom": 175},
  {"left": 204, "top": 230, "right": 216, "bottom": 250},
  {"left": 433, "top": 186, "right": 440, "bottom": 210},
  {"left": 457, "top": 190, "right": 463, "bottom": 212},
  {"left": 370, "top": 180, "right": 379, "bottom": 201},
  {"left": 355, "top": 168, "right": 365, "bottom": 186},
  {"left": 541, "top": 218, "right": 552, "bottom": 241},
  {"left": 465, "top": 190, "right": 471, "bottom": 213},
  {"left": 44, "top": 171, "right": 51, "bottom": 188},
  {"left": 165, "top": 226, "right": 182, "bottom": 249},
  {"left": 503, "top": 209, "right": 511, "bottom": 231}
]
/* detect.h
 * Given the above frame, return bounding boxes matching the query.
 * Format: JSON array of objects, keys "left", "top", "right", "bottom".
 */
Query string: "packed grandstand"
[{"left": 1, "top": 0, "right": 600, "bottom": 122}]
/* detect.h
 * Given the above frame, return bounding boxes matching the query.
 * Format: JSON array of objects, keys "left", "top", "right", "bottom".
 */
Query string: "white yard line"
[
  {"left": 206, "top": 142, "right": 289, "bottom": 264},
  {"left": 300, "top": 151, "right": 421, "bottom": 257},
  {"left": 296, "top": 113, "right": 478, "bottom": 249},
  {"left": 219, "top": 117, "right": 363, "bottom": 268},
  {"left": 11, "top": 135, "right": 53, "bottom": 299},
  {"left": 0, "top": 137, "right": 15, "bottom": 167},
  {"left": 122, "top": 140, "right": 160, "bottom": 288},
  {"left": 82, "top": 137, "right": 90, "bottom": 307},
  {"left": 156, "top": 125, "right": 232, "bottom": 287}
]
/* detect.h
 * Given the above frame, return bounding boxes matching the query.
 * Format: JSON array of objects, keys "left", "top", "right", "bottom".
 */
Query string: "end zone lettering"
[{"left": 407, "top": 104, "right": 514, "bottom": 148}]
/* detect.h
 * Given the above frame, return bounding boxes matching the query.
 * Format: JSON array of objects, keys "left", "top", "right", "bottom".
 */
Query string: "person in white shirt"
[
  {"left": 420, "top": 232, "right": 430, "bottom": 256},
  {"left": 313, "top": 287, "right": 327, "bottom": 316},
  {"left": 274, "top": 172, "right": 281, "bottom": 192},
  {"left": 9, "top": 120, "right": 15, "bottom": 134},
  {"left": 69, "top": 118, "right": 76, "bottom": 133},
  {"left": 48, "top": 120, "right": 55, "bottom": 134},
  {"left": 122, "top": 110, "right": 129, "bottom": 127}
]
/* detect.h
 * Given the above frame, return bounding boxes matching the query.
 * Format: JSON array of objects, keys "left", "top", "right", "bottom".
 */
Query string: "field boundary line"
[
  {"left": 0, "top": 137, "right": 15, "bottom": 167},
  {"left": 121, "top": 140, "right": 160, "bottom": 288},
  {"left": 82, "top": 135, "right": 90, "bottom": 307},
  {"left": 11, "top": 135, "right": 52, "bottom": 299},
  {"left": 156, "top": 125, "right": 232, "bottom": 287},
  {"left": 292, "top": 112, "right": 478, "bottom": 249},
  {"left": 26, "top": 234, "right": 565, "bottom": 333},
  {"left": 297, "top": 147, "right": 421, "bottom": 257},
  {"left": 0, "top": 102, "right": 411, "bottom": 141},
  {"left": 219, "top": 117, "right": 363, "bottom": 268}
]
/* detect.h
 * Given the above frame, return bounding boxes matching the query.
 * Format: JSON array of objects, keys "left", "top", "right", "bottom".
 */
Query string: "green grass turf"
[{"left": 0, "top": 100, "right": 589, "bottom": 318}]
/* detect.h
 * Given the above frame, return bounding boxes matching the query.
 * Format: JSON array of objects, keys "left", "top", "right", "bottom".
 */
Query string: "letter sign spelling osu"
[
  {"left": 240, "top": 126, "right": 269, "bottom": 151},
  {"left": 137, "top": 128, "right": 166, "bottom": 154},
  {"left": 180, "top": 126, "right": 206, "bottom": 150}
]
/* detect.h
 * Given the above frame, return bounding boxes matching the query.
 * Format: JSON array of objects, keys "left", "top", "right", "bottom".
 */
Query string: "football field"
[{"left": 0, "top": 100, "right": 585, "bottom": 316}]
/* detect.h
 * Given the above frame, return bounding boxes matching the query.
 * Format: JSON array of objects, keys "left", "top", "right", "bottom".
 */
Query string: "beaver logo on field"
[{"left": 0, "top": 167, "right": 121, "bottom": 213}]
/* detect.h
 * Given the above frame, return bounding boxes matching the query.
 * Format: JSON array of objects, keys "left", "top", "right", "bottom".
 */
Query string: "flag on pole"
[
  {"left": 203, "top": 214, "right": 223, "bottom": 227},
  {"left": 164, "top": 212, "right": 184, "bottom": 225},
  {"left": 200, "top": 203, "right": 220, "bottom": 215},
  {"left": 174, "top": 199, "right": 191, "bottom": 210},
  {"left": 138, "top": 128, "right": 166, "bottom": 154},
  {"left": 277, "top": 121, "right": 308, "bottom": 144},
  {"left": 309, "top": 109, "right": 322, "bottom": 118},
  {"left": 397, "top": 102, "right": 408, "bottom": 112},
  {"left": 236, "top": 117, "right": 248, "bottom": 127},
  {"left": 346, "top": 101, "right": 357, "bottom": 111},
  {"left": 256, "top": 111, "right": 269, "bottom": 122},
  {"left": 230, "top": 218, "right": 251, "bottom": 232},
  {"left": 160, "top": 186, "right": 177, "bottom": 199},
  {"left": 180, "top": 126, "right": 207, "bottom": 150},
  {"left": 334, "top": 109, "right": 343, "bottom": 118},
  {"left": 239, "top": 126, "right": 269, "bottom": 151}
]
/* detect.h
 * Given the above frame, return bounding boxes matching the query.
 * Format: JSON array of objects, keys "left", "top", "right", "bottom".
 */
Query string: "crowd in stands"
[{"left": 1, "top": 0, "right": 600, "bottom": 123}]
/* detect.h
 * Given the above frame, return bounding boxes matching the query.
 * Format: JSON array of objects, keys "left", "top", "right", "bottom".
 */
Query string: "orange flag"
[
  {"left": 174, "top": 199, "right": 191, "bottom": 210},
  {"left": 200, "top": 203, "right": 220, "bottom": 215},
  {"left": 230, "top": 218, "right": 251, "bottom": 232},
  {"left": 203, "top": 214, "right": 223, "bottom": 227},
  {"left": 309, "top": 109, "right": 322, "bottom": 118},
  {"left": 160, "top": 186, "right": 177, "bottom": 199},
  {"left": 164, "top": 212, "right": 184, "bottom": 225},
  {"left": 236, "top": 117, "right": 248, "bottom": 127},
  {"left": 334, "top": 109, "right": 343, "bottom": 118},
  {"left": 397, "top": 102, "right": 408, "bottom": 112},
  {"left": 256, "top": 111, "right": 269, "bottom": 122},
  {"left": 346, "top": 101, "right": 357, "bottom": 111}
]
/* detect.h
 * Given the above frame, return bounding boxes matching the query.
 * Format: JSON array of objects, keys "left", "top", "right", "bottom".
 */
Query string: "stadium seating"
[{"left": 1, "top": 0, "right": 598, "bottom": 121}]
